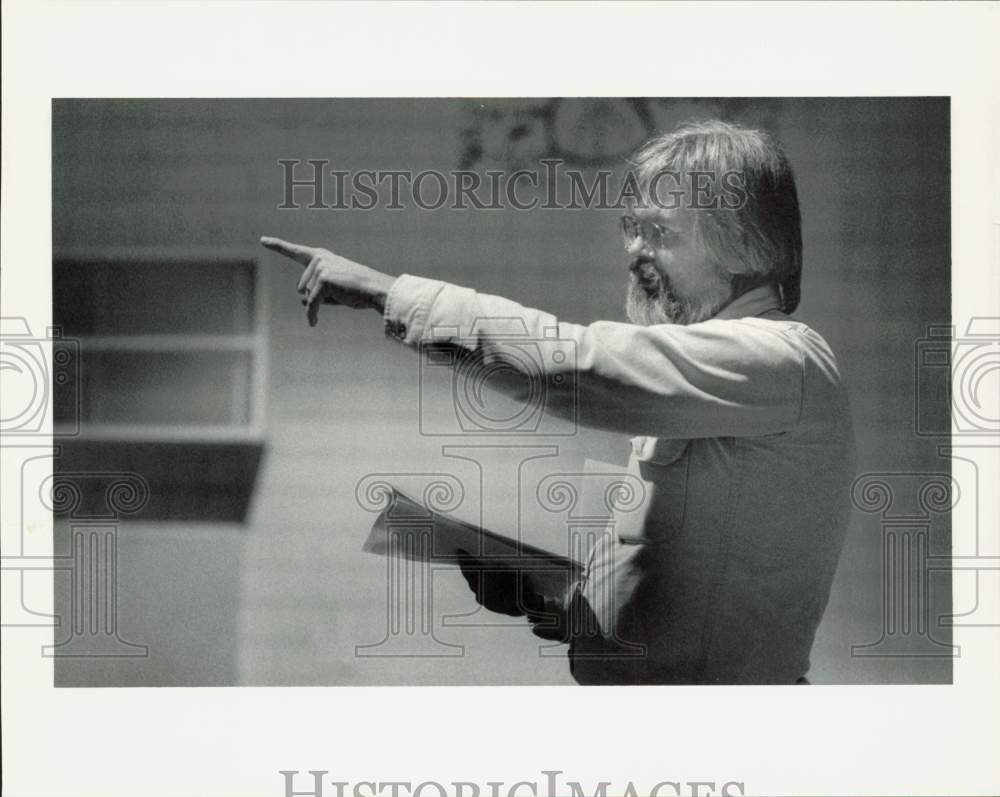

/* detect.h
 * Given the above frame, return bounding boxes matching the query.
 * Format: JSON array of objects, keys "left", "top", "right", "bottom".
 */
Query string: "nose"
[{"left": 625, "top": 237, "right": 653, "bottom": 259}]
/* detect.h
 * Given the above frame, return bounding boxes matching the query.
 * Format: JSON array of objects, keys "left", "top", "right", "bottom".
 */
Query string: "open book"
[{"left": 363, "top": 487, "right": 584, "bottom": 597}]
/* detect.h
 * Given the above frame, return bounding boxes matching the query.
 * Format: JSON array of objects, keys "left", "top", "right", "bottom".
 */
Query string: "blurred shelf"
[
  {"left": 54, "top": 424, "right": 265, "bottom": 443},
  {"left": 52, "top": 437, "right": 265, "bottom": 523},
  {"left": 52, "top": 247, "right": 269, "bottom": 522},
  {"left": 68, "top": 335, "right": 259, "bottom": 353}
]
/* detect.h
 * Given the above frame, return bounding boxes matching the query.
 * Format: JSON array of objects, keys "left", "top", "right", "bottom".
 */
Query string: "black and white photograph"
[
  {"left": 44, "top": 95, "right": 952, "bottom": 688},
  {"left": 2, "top": 3, "right": 998, "bottom": 797}
]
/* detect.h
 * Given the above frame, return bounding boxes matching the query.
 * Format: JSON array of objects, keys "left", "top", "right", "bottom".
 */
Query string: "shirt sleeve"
[{"left": 383, "top": 274, "right": 805, "bottom": 439}]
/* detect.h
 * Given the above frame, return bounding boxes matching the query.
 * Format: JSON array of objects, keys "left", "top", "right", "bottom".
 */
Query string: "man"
[{"left": 261, "top": 120, "right": 856, "bottom": 685}]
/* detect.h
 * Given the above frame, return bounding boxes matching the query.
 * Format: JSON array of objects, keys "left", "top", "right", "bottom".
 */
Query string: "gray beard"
[{"left": 625, "top": 263, "right": 732, "bottom": 326}]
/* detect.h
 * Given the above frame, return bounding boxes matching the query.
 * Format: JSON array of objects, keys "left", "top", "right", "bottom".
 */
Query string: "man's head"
[{"left": 623, "top": 120, "right": 802, "bottom": 326}]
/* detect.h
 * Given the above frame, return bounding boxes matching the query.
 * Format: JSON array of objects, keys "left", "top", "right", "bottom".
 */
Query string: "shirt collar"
[{"left": 712, "top": 284, "right": 783, "bottom": 321}]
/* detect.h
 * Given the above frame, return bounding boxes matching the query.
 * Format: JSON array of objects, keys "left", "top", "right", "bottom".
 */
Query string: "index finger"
[{"left": 259, "top": 236, "right": 316, "bottom": 266}]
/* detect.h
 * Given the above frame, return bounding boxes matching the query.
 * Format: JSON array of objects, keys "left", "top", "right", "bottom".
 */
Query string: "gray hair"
[{"left": 628, "top": 120, "right": 803, "bottom": 313}]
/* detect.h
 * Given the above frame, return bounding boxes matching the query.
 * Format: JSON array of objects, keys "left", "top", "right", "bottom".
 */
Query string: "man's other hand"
[
  {"left": 456, "top": 553, "right": 572, "bottom": 642},
  {"left": 259, "top": 236, "right": 396, "bottom": 326}
]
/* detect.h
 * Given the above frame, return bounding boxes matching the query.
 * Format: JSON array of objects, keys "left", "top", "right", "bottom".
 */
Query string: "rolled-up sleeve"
[{"left": 383, "top": 274, "right": 804, "bottom": 439}]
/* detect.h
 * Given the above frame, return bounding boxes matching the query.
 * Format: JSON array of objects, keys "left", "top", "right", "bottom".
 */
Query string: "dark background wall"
[{"left": 51, "top": 97, "right": 951, "bottom": 685}]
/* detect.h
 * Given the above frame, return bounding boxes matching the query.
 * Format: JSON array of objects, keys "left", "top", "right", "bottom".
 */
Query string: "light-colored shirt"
[{"left": 383, "top": 275, "right": 856, "bottom": 684}]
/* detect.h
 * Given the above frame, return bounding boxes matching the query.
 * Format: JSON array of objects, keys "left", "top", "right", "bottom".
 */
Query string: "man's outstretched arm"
[{"left": 260, "top": 236, "right": 805, "bottom": 441}]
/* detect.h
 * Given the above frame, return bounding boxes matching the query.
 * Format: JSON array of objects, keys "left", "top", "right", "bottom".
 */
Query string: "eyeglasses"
[{"left": 620, "top": 215, "right": 678, "bottom": 252}]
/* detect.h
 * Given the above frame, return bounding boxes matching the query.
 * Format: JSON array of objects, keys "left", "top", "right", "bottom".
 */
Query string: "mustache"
[{"left": 629, "top": 260, "right": 665, "bottom": 293}]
